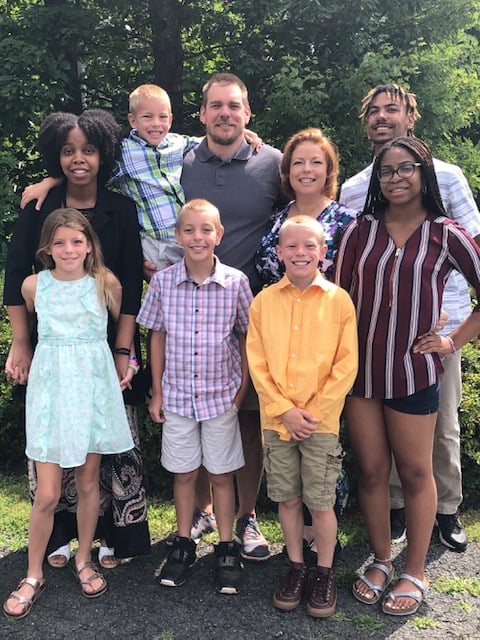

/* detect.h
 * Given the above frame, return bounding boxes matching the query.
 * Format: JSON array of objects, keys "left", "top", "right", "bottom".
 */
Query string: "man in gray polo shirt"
[{"left": 182, "top": 72, "right": 282, "bottom": 560}]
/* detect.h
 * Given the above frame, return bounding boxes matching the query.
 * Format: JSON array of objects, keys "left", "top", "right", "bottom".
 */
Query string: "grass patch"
[
  {"left": 409, "top": 616, "right": 441, "bottom": 630},
  {"left": 462, "top": 510, "right": 480, "bottom": 543},
  {"left": 350, "top": 612, "right": 384, "bottom": 633},
  {"left": 432, "top": 575, "right": 480, "bottom": 596},
  {"left": 0, "top": 473, "right": 30, "bottom": 551},
  {"left": 454, "top": 600, "right": 476, "bottom": 614}
]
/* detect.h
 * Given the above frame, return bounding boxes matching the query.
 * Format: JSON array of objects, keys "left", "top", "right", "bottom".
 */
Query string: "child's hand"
[
  {"left": 5, "top": 343, "right": 32, "bottom": 385},
  {"left": 118, "top": 366, "right": 135, "bottom": 391},
  {"left": 280, "top": 407, "right": 318, "bottom": 441},
  {"left": 143, "top": 260, "right": 157, "bottom": 282},
  {"left": 21, "top": 177, "right": 61, "bottom": 210},
  {"left": 149, "top": 392, "right": 166, "bottom": 423},
  {"left": 244, "top": 128, "right": 263, "bottom": 152}
]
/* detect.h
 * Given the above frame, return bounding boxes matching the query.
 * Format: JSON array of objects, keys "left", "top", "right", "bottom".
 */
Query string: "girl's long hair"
[
  {"left": 363, "top": 137, "right": 447, "bottom": 217},
  {"left": 36, "top": 208, "right": 117, "bottom": 309}
]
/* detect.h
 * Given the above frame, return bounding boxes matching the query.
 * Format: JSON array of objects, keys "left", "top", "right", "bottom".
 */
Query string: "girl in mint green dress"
[{"left": 3, "top": 208, "right": 134, "bottom": 619}]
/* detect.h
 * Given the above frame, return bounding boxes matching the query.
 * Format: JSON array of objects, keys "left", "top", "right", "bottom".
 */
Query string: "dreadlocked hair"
[
  {"left": 359, "top": 83, "right": 420, "bottom": 131},
  {"left": 38, "top": 109, "right": 122, "bottom": 186},
  {"left": 362, "top": 137, "right": 447, "bottom": 218}
]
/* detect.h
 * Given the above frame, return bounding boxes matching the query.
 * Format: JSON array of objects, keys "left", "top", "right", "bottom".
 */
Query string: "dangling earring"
[
  {"left": 421, "top": 184, "right": 427, "bottom": 195},
  {"left": 378, "top": 191, "right": 387, "bottom": 203}
]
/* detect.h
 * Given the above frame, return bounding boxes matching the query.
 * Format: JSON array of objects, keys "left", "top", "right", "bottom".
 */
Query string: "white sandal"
[
  {"left": 98, "top": 545, "right": 119, "bottom": 569},
  {"left": 47, "top": 544, "right": 70, "bottom": 568}
]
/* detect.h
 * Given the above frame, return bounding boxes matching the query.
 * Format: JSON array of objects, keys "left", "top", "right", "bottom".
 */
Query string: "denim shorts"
[{"left": 383, "top": 383, "right": 440, "bottom": 415}]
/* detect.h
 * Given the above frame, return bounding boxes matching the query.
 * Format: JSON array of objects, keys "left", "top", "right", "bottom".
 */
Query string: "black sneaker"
[
  {"left": 214, "top": 541, "right": 244, "bottom": 595},
  {"left": 436, "top": 513, "right": 468, "bottom": 552},
  {"left": 390, "top": 507, "right": 407, "bottom": 543},
  {"left": 157, "top": 536, "right": 196, "bottom": 587}
]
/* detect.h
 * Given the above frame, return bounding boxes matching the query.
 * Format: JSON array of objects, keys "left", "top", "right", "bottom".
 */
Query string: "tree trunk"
[{"left": 148, "top": 0, "right": 185, "bottom": 123}]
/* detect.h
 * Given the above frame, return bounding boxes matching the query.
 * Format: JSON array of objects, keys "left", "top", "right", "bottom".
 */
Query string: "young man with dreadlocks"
[{"left": 340, "top": 83, "right": 480, "bottom": 552}]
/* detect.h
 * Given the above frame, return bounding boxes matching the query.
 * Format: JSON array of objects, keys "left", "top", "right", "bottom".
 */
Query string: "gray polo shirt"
[{"left": 181, "top": 139, "right": 282, "bottom": 292}]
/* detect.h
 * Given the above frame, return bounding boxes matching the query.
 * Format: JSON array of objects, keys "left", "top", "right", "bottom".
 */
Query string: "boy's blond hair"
[
  {"left": 129, "top": 84, "right": 171, "bottom": 113},
  {"left": 278, "top": 215, "right": 325, "bottom": 246},
  {"left": 176, "top": 198, "right": 222, "bottom": 230}
]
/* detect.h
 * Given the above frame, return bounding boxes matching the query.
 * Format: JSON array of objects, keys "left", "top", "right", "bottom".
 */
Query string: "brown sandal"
[
  {"left": 3, "top": 576, "right": 46, "bottom": 619},
  {"left": 73, "top": 561, "right": 107, "bottom": 598}
]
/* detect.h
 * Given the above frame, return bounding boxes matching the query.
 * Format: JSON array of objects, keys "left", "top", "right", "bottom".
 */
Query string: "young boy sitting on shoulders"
[
  {"left": 246, "top": 215, "right": 358, "bottom": 617},
  {"left": 137, "top": 199, "right": 253, "bottom": 595}
]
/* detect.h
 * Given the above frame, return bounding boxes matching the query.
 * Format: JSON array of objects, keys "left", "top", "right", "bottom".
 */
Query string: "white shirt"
[{"left": 340, "top": 158, "right": 480, "bottom": 333}]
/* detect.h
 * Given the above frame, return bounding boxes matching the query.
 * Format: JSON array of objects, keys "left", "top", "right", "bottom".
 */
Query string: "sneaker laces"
[{"left": 243, "top": 517, "right": 264, "bottom": 541}]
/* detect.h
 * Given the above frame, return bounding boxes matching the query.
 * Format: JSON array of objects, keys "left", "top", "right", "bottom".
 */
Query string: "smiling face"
[
  {"left": 128, "top": 96, "right": 173, "bottom": 146},
  {"left": 366, "top": 92, "right": 415, "bottom": 153},
  {"left": 276, "top": 224, "right": 327, "bottom": 290},
  {"left": 200, "top": 82, "right": 251, "bottom": 152},
  {"left": 175, "top": 207, "right": 224, "bottom": 268},
  {"left": 289, "top": 141, "right": 328, "bottom": 198},
  {"left": 379, "top": 145, "right": 423, "bottom": 208},
  {"left": 59, "top": 127, "right": 100, "bottom": 189},
  {"left": 47, "top": 225, "right": 91, "bottom": 279}
]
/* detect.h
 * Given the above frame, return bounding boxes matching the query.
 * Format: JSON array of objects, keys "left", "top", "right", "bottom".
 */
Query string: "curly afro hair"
[{"left": 37, "top": 109, "right": 122, "bottom": 186}]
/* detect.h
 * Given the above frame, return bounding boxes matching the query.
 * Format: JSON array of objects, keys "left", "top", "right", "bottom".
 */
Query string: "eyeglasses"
[{"left": 377, "top": 162, "right": 421, "bottom": 182}]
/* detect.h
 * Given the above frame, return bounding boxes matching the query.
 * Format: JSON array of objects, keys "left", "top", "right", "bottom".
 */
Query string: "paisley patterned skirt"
[{"left": 28, "top": 405, "right": 150, "bottom": 558}]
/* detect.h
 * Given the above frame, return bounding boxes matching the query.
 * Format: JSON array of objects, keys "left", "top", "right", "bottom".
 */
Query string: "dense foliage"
[{"left": 1, "top": 1, "right": 480, "bottom": 261}]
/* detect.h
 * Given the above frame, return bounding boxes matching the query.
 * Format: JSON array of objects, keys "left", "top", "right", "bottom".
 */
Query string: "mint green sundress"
[{"left": 25, "top": 270, "right": 134, "bottom": 468}]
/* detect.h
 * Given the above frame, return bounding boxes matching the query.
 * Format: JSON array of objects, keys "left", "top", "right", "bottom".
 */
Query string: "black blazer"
[{"left": 3, "top": 184, "right": 145, "bottom": 404}]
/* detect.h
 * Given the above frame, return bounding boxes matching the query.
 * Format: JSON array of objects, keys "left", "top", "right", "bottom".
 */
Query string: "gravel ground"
[{"left": 1, "top": 533, "right": 479, "bottom": 640}]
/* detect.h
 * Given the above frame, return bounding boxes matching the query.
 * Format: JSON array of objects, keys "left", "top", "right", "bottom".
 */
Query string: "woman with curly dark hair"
[{"left": 3, "top": 109, "right": 150, "bottom": 609}]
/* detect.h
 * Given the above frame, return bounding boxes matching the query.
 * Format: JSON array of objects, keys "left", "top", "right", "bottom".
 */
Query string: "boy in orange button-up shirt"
[{"left": 247, "top": 215, "right": 357, "bottom": 618}]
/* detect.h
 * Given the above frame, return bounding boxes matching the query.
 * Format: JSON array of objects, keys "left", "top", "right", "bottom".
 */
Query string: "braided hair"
[
  {"left": 38, "top": 109, "right": 122, "bottom": 186},
  {"left": 363, "top": 137, "right": 447, "bottom": 218}
]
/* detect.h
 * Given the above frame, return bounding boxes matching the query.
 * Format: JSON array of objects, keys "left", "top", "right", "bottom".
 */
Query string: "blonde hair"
[
  {"left": 129, "top": 84, "right": 171, "bottom": 113},
  {"left": 176, "top": 198, "right": 222, "bottom": 230},
  {"left": 281, "top": 128, "right": 339, "bottom": 200},
  {"left": 36, "top": 208, "right": 117, "bottom": 309},
  {"left": 278, "top": 215, "right": 325, "bottom": 246}
]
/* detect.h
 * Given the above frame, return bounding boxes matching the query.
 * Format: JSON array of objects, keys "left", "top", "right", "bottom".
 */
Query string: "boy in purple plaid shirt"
[{"left": 137, "top": 198, "right": 253, "bottom": 594}]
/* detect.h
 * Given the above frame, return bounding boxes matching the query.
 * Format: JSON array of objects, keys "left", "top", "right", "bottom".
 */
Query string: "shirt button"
[
  {"left": 293, "top": 325, "right": 299, "bottom": 330},
  {"left": 297, "top": 298, "right": 301, "bottom": 302},
  {"left": 289, "top": 383, "right": 294, "bottom": 388}
]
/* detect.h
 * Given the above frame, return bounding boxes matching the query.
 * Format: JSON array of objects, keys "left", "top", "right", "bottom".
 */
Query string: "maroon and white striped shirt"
[{"left": 335, "top": 212, "right": 480, "bottom": 399}]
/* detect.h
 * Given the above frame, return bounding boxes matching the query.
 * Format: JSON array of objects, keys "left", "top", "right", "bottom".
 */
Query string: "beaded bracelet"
[
  {"left": 128, "top": 356, "right": 140, "bottom": 375},
  {"left": 445, "top": 336, "right": 456, "bottom": 354}
]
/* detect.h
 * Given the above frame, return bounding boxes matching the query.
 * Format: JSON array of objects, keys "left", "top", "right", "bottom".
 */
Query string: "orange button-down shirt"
[{"left": 247, "top": 273, "right": 358, "bottom": 441}]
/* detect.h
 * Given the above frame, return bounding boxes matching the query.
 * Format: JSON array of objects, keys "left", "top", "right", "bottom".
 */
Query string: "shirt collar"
[
  {"left": 196, "top": 138, "right": 252, "bottom": 163},
  {"left": 174, "top": 256, "right": 228, "bottom": 288},
  {"left": 128, "top": 129, "right": 171, "bottom": 150},
  {"left": 277, "top": 271, "right": 331, "bottom": 293}
]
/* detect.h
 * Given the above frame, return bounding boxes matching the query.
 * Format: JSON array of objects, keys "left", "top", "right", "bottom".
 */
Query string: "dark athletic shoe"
[
  {"left": 390, "top": 507, "right": 407, "bottom": 543},
  {"left": 436, "top": 513, "right": 468, "bottom": 552},
  {"left": 214, "top": 541, "right": 243, "bottom": 595},
  {"left": 157, "top": 536, "right": 196, "bottom": 587}
]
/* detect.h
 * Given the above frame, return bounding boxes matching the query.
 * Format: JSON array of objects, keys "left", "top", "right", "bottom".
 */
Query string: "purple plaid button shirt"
[{"left": 137, "top": 258, "right": 253, "bottom": 420}]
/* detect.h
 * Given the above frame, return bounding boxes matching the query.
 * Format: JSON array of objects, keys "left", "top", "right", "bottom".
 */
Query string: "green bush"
[{"left": 459, "top": 341, "right": 480, "bottom": 506}]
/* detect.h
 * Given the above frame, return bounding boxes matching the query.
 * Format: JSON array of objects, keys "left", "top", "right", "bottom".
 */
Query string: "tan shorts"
[
  {"left": 161, "top": 405, "right": 245, "bottom": 475},
  {"left": 141, "top": 235, "right": 184, "bottom": 271},
  {"left": 263, "top": 430, "right": 343, "bottom": 511}
]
